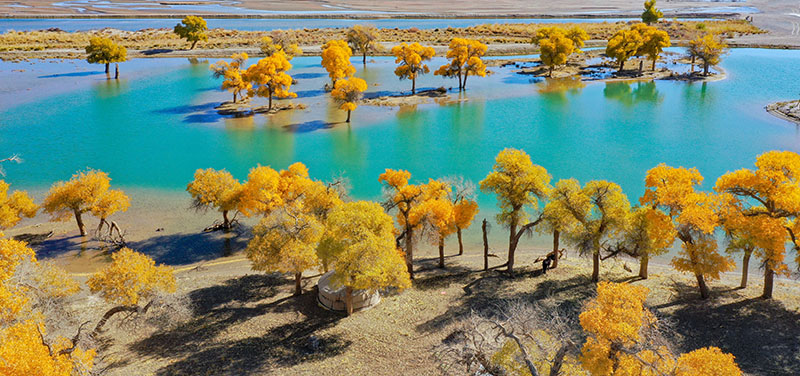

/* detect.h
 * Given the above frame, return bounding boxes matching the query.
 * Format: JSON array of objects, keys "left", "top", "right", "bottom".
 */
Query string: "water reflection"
[
  {"left": 94, "top": 78, "right": 129, "bottom": 98},
  {"left": 603, "top": 81, "right": 663, "bottom": 106},
  {"left": 536, "top": 76, "right": 586, "bottom": 103}
]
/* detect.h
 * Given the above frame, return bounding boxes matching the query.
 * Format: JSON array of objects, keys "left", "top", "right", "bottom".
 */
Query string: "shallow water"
[
  {"left": 2, "top": 48, "right": 800, "bottom": 263},
  {"left": 1, "top": 17, "right": 689, "bottom": 32}
]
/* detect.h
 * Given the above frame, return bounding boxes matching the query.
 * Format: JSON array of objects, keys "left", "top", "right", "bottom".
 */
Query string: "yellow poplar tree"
[
  {"left": 346, "top": 25, "right": 383, "bottom": 65},
  {"left": 624, "top": 206, "right": 676, "bottom": 279},
  {"left": 688, "top": 33, "right": 728, "bottom": 76},
  {"left": 173, "top": 15, "right": 208, "bottom": 49},
  {"left": 43, "top": 169, "right": 126, "bottom": 236},
  {"left": 318, "top": 201, "right": 411, "bottom": 315},
  {"left": 533, "top": 27, "right": 588, "bottom": 77},
  {"left": 211, "top": 53, "right": 251, "bottom": 103},
  {"left": 633, "top": 23, "right": 671, "bottom": 71},
  {"left": 545, "top": 179, "right": 631, "bottom": 282},
  {"left": 244, "top": 52, "right": 297, "bottom": 110},
  {"left": 480, "top": 148, "right": 553, "bottom": 273},
  {"left": 606, "top": 27, "right": 644, "bottom": 73},
  {"left": 414, "top": 196, "right": 456, "bottom": 269},
  {"left": 186, "top": 168, "right": 245, "bottom": 229},
  {"left": 0, "top": 181, "right": 37, "bottom": 230},
  {"left": 90, "top": 188, "right": 130, "bottom": 233},
  {"left": 330, "top": 76, "right": 368, "bottom": 123},
  {"left": 321, "top": 39, "right": 356, "bottom": 86},
  {"left": 434, "top": 38, "right": 487, "bottom": 90},
  {"left": 641, "top": 164, "right": 734, "bottom": 299},
  {"left": 261, "top": 32, "right": 303, "bottom": 60},
  {"left": 715, "top": 150, "right": 800, "bottom": 298},
  {"left": 85, "top": 36, "right": 127, "bottom": 79},
  {"left": 642, "top": 0, "right": 664, "bottom": 25},
  {"left": 453, "top": 199, "right": 479, "bottom": 256},
  {"left": 391, "top": 42, "right": 436, "bottom": 95}
]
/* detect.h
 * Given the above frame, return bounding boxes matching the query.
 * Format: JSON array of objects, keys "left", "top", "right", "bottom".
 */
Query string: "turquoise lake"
[{"left": 2, "top": 48, "right": 800, "bottom": 220}]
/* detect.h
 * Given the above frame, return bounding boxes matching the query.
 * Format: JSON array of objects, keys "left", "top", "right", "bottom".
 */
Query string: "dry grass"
[
  {"left": 83, "top": 244, "right": 800, "bottom": 376},
  {"left": 0, "top": 19, "right": 763, "bottom": 60}
]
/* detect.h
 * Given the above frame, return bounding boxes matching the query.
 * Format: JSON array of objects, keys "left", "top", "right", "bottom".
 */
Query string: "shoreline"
[{"left": 0, "top": 12, "right": 734, "bottom": 20}]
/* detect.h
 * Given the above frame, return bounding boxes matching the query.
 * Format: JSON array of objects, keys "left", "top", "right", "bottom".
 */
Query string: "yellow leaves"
[
  {"left": 0, "top": 319, "right": 96, "bottom": 376},
  {"left": 173, "top": 15, "right": 208, "bottom": 46},
  {"left": 391, "top": 42, "right": 435, "bottom": 81},
  {"left": 481, "top": 148, "right": 552, "bottom": 226},
  {"left": 321, "top": 39, "right": 356, "bottom": 83},
  {"left": 331, "top": 76, "right": 367, "bottom": 112},
  {"left": 434, "top": 38, "right": 487, "bottom": 87},
  {"left": 672, "top": 237, "right": 734, "bottom": 281},
  {"left": 320, "top": 201, "right": 410, "bottom": 291},
  {"left": 0, "top": 180, "right": 37, "bottom": 230},
  {"left": 675, "top": 347, "right": 742, "bottom": 376},
  {"left": 580, "top": 282, "right": 650, "bottom": 346},
  {"left": 606, "top": 27, "right": 644, "bottom": 69},
  {"left": 453, "top": 199, "right": 479, "bottom": 230},
  {"left": 243, "top": 52, "right": 297, "bottom": 103},
  {"left": 533, "top": 27, "right": 587, "bottom": 73},
  {"left": 378, "top": 169, "right": 411, "bottom": 189},
  {"left": 85, "top": 36, "right": 126, "bottom": 65},
  {"left": 246, "top": 208, "right": 324, "bottom": 275},
  {"left": 211, "top": 53, "right": 252, "bottom": 101},
  {"left": 186, "top": 168, "right": 244, "bottom": 214},
  {"left": 42, "top": 169, "right": 128, "bottom": 229},
  {"left": 642, "top": 0, "right": 664, "bottom": 24},
  {"left": 87, "top": 247, "right": 175, "bottom": 307},
  {"left": 688, "top": 33, "right": 727, "bottom": 67},
  {"left": 346, "top": 25, "right": 382, "bottom": 61},
  {"left": 261, "top": 35, "right": 302, "bottom": 59},
  {"left": 632, "top": 23, "right": 671, "bottom": 66},
  {"left": 90, "top": 189, "right": 130, "bottom": 221}
]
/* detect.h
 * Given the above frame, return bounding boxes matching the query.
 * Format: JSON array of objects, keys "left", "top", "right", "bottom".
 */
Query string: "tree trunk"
[
  {"left": 691, "top": 56, "right": 696, "bottom": 72},
  {"left": 362, "top": 51, "right": 367, "bottom": 65},
  {"left": 652, "top": 58, "right": 657, "bottom": 71},
  {"left": 458, "top": 72, "right": 463, "bottom": 90},
  {"left": 482, "top": 219, "right": 489, "bottom": 272},
  {"left": 268, "top": 92, "right": 273, "bottom": 110},
  {"left": 591, "top": 250, "right": 600, "bottom": 282},
  {"left": 74, "top": 209, "right": 86, "bottom": 236},
  {"left": 638, "top": 60, "right": 643, "bottom": 75},
  {"left": 438, "top": 236, "right": 445, "bottom": 268},
  {"left": 550, "top": 344, "right": 569, "bottom": 376},
  {"left": 639, "top": 253, "right": 649, "bottom": 279},
  {"left": 507, "top": 222, "right": 518, "bottom": 274},
  {"left": 763, "top": 266, "right": 774, "bottom": 299},
  {"left": 233, "top": 92, "right": 237, "bottom": 103},
  {"left": 619, "top": 59, "right": 625, "bottom": 73},
  {"left": 462, "top": 73, "right": 468, "bottom": 90},
  {"left": 703, "top": 62, "right": 710, "bottom": 76},
  {"left": 222, "top": 210, "right": 230, "bottom": 229},
  {"left": 740, "top": 251, "right": 751, "bottom": 288},
  {"left": 93, "top": 305, "right": 138, "bottom": 335},
  {"left": 405, "top": 227, "right": 414, "bottom": 279},
  {"left": 457, "top": 228, "right": 464, "bottom": 255},
  {"left": 191, "top": 40, "right": 198, "bottom": 49},
  {"left": 105, "top": 63, "right": 109, "bottom": 74},
  {"left": 411, "top": 77, "right": 416, "bottom": 95},
  {"left": 97, "top": 218, "right": 108, "bottom": 234},
  {"left": 345, "top": 286, "right": 354, "bottom": 315},
  {"left": 294, "top": 272, "right": 302, "bottom": 296},
  {"left": 549, "top": 65, "right": 554, "bottom": 77},
  {"left": 551, "top": 230, "right": 559, "bottom": 269},
  {"left": 346, "top": 110, "right": 351, "bottom": 123},
  {"left": 115, "top": 63, "right": 119, "bottom": 79},
  {"left": 696, "top": 272, "right": 710, "bottom": 299}
]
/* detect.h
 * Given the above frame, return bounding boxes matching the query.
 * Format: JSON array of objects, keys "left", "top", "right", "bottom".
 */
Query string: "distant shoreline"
[{"left": 0, "top": 12, "right": 732, "bottom": 20}]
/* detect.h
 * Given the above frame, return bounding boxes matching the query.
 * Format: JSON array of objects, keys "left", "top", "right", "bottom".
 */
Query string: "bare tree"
[{"left": 0, "top": 153, "right": 22, "bottom": 176}]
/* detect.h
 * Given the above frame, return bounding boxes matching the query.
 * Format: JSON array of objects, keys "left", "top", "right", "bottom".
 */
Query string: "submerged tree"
[
  {"left": 85, "top": 36, "right": 127, "bottom": 79},
  {"left": 87, "top": 247, "right": 176, "bottom": 334},
  {"left": 186, "top": 168, "right": 245, "bottom": 229},
  {"left": 606, "top": 28, "right": 644, "bottom": 73},
  {"left": 391, "top": 42, "right": 436, "bottom": 94},
  {"left": 244, "top": 52, "right": 297, "bottom": 110},
  {"left": 43, "top": 169, "right": 126, "bottom": 236},
  {"left": 641, "top": 164, "right": 734, "bottom": 299},
  {"left": 480, "top": 148, "right": 553, "bottom": 274},
  {"left": 346, "top": 25, "right": 383, "bottom": 65},
  {"left": 434, "top": 38, "right": 487, "bottom": 90},
  {"left": 321, "top": 39, "right": 356, "bottom": 86},
  {"left": 533, "top": 27, "right": 588, "bottom": 77},
  {"left": 261, "top": 32, "right": 303, "bottom": 59},
  {"left": 210, "top": 53, "right": 251, "bottom": 103},
  {"left": 633, "top": 23, "right": 671, "bottom": 71},
  {"left": 0, "top": 180, "right": 37, "bottom": 230},
  {"left": 641, "top": 0, "right": 664, "bottom": 25},
  {"left": 330, "top": 76, "right": 367, "bottom": 123},
  {"left": 688, "top": 33, "right": 727, "bottom": 76},
  {"left": 173, "top": 15, "right": 208, "bottom": 49},
  {"left": 318, "top": 201, "right": 411, "bottom": 315}
]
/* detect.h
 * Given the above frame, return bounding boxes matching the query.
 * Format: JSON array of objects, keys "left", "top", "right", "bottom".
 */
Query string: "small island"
[{"left": 766, "top": 100, "right": 800, "bottom": 125}]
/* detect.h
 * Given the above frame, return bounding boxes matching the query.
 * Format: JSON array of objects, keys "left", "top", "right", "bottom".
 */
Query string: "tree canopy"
[
  {"left": 243, "top": 52, "right": 297, "bottom": 110},
  {"left": 330, "top": 76, "right": 368, "bottom": 123},
  {"left": 434, "top": 38, "right": 487, "bottom": 89},
  {"left": 42, "top": 169, "right": 127, "bottom": 236},
  {"left": 173, "top": 15, "right": 208, "bottom": 49},
  {"left": 346, "top": 25, "right": 383, "bottom": 64},
  {"left": 391, "top": 42, "right": 435, "bottom": 94}
]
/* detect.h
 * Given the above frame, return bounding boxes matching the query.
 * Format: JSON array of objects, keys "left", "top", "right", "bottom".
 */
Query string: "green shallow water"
[{"left": 1, "top": 48, "right": 800, "bottom": 214}]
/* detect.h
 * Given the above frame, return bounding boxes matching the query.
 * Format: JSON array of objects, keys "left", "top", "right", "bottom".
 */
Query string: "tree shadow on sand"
[
  {"left": 129, "top": 227, "right": 251, "bottom": 266},
  {"left": 655, "top": 280, "right": 800, "bottom": 376},
  {"left": 128, "top": 273, "right": 349, "bottom": 375}
]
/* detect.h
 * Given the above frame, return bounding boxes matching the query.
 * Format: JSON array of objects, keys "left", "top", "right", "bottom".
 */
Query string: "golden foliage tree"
[
  {"left": 579, "top": 282, "right": 742, "bottom": 376},
  {"left": 330, "top": 76, "right": 367, "bottom": 123},
  {"left": 641, "top": 164, "right": 734, "bottom": 299},
  {"left": 480, "top": 148, "right": 552, "bottom": 273},
  {"left": 90, "top": 188, "right": 130, "bottom": 234},
  {"left": 434, "top": 38, "right": 487, "bottom": 90},
  {"left": 642, "top": 0, "right": 664, "bottom": 25},
  {"left": 606, "top": 28, "right": 644, "bottom": 73},
  {"left": 688, "top": 33, "right": 727, "bottom": 76},
  {"left": 715, "top": 150, "right": 800, "bottom": 298},
  {"left": 0, "top": 180, "right": 37, "bottom": 230},
  {"left": 85, "top": 36, "right": 127, "bottom": 79},
  {"left": 43, "top": 169, "right": 127, "bottom": 236},
  {"left": 318, "top": 201, "right": 411, "bottom": 314},
  {"left": 321, "top": 39, "right": 356, "bottom": 86},
  {"left": 633, "top": 23, "right": 671, "bottom": 71},
  {"left": 447, "top": 178, "right": 479, "bottom": 256},
  {"left": 545, "top": 179, "right": 631, "bottom": 282},
  {"left": 261, "top": 32, "right": 303, "bottom": 60},
  {"left": 87, "top": 247, "right": 176, "bottom": 333},
  {"left": 379, "top": 169, "right": 449, "bottom": 279},
  {"left": 346, "top": 25, "right": 383, "bottom": 65},
  {"left": 186, "top": 168, "right": 245, "bottom": 229},
  {"left": 624, "top": 206, "right": 675, "bottom": 279},
  {"left": 415, "top": 196, "right": 456, "bottom": 269},
  {"left": 533, "top": 27, "right": 588, "bottom": 77},
  {"left": 244, "top": 52, "right": 297, "bottom": 110},
  {"left": 391, "top": 42, "right": 436, "bottom": 95},
  {"left": 211, "top": 53, "right": 251, "bottom": 103},
  {"left": 173, "top": 15, "right": 208, "bottom": 49}
]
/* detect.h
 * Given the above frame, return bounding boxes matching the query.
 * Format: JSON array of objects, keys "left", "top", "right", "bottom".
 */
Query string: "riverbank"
[{"left": 766, "top": 100, "right": 800, "bottom": 125}]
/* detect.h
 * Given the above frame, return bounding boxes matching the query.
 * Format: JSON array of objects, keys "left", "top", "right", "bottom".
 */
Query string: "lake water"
[{"left": 2, "top": 48, "right": 799, "bottom": 262}]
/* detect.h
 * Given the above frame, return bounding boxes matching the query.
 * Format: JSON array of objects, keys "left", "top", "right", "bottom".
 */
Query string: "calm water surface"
[{"left": 1, "top": 48, "right": 799, "bottom": 220}]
